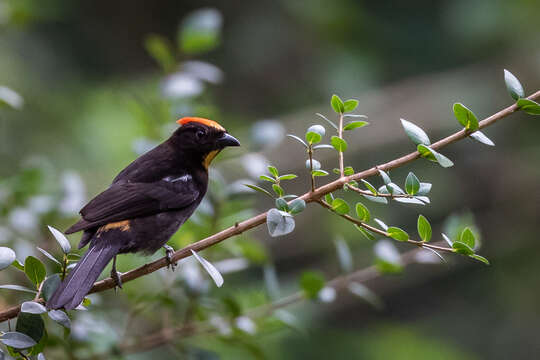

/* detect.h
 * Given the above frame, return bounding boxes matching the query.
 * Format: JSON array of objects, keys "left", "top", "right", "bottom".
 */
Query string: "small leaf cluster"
[
  {"left": 443, "top": 228, "right": 489, "bottom": 265},
  {"left": 0, "top": 226, "right": 85, "bottom": 358},
  {"left": 503, "top": 69, "right": 540, "bottom": 115}
]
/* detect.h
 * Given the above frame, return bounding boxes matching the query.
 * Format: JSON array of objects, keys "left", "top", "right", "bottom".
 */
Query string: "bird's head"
[{"left": 171, "top": 117, "right": 240, "bottom": 168}]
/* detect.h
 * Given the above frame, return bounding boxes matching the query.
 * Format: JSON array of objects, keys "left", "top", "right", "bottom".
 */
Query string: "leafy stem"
[{"left": 316, "top": 199, "right": 454, "bottom": 254}]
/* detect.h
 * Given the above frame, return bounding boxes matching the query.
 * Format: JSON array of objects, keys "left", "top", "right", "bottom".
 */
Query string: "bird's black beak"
[{"left": 218, "top": 133, "right": 241, "bottom": 148}]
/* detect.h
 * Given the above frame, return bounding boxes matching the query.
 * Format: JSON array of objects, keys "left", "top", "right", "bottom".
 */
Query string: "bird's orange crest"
[{"left": 177, "top": 117, "right": 225, "bottom": 131}]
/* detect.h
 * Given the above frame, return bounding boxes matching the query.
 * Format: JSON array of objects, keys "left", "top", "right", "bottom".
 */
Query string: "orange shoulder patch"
[{"left": 176, "top": 117, "right": 225, "bottom": 131}]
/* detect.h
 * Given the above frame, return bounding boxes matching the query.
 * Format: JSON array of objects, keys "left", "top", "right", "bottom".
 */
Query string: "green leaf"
[
  {"left": 24, "top": 256, "right": 46, "bottom": 287},
  {"left": 0, "top": 285, "right": 37, "bottom": 294},
  {"left": 36, "top": 247, "right": 61, "bottom": 265},
  {"left": 442, "top": 233, "right": 453, "bottom": 247},
  {"left": 316, "top": 113, "right": 338, "bottom": 130},
  {"left": 331, "top": 198, "right": 350, "bottom": 215},
  {"left": 417, "top": 215, "right": 432, "bottom": 242},
  {"left": 11, "top": 259, "right": 24, "bottom": 271},
  {"left": 21, "top": 301, "right": 47, "bottom": 314},
  {"left": 313, "top": 144, "right": 334, "bottom": 150},
  {"left": 306, "top": 159, "right": 321, "bottom": 170},
  {"left": 386, "top": 183, "right": 405, "bottom": 195},
  {"left": 343, "top": 121, "right": 369, "bottom": 131},
  {"left": 266, "top": 209, "right": 295, "bottom": 237},
  {"left": 179, "top": 8, "right": 222, "bottom": 54},
  {"left": 470, "top": 131, "right": 495, "bottom": 146},
  {"left": 400, "top": 118, "right": 430, "bottom": 146},
  {"left": 452, "top": 242, "right": 474, "bottom": 255},
  {"left": 278, "top": 174, "right": 297, "bottom": 181},
  {"left": 244, "top": 184, "right": 273, "bottom": 198},
  {"left": 469, "top": 254, "right": 490, "bottom": 265},
  {"left": 286, "top": 134, "right": 308, "bottom": 148},
  {"left": 504, "top": 69, "right": 524, "bottom": 100},
  {"left": 324, "top": 193, "right": 334, "bottom": 204},
  {"left": 42, "top": 274, "right": 61, "bottom": 301},
  {"left": 0, "top": 332, "right": 37, "bottom": 349},
  {"left": 417, "top": 182, "right": 432, "bottom": 195},
  {"left": 330, "top": 136, "right": 348, "bottom": 152},
  {"left": 0, "top": 247, "right": 16, "bottom": 271},
  {"left": 48, "top": 309, "right": 71, "bottom": 329},
  {"left": 344, "top": 166, "right": 354, "bottom": 176},
  {"left": 355, "top": 202, "right": 370, "bottom": 222},
  {"left": 387, "top": 227, "right": 409, "bottom": 242},
  {"left": 360, "top": 179, "right": 377, "bottom": 195},
  {"left": 312, "top": 170, "right": 329, "bottom": 177},
  {"left": 272, "top": 184, "right": 284, "bottom": 197},
  {"left": 289, "top": 198, "right": 306, "bottom": 214},
  {"left": 378, "top": 169, "right": 391, "bottom": 184},
  {"left": 459, "top": 227, "right": 475, "bottom": 248},
  {"left": 268, "top": 166, "right": 279, "bottom": 178},
  {"left": 355, "top": 225, "right": 376, "bottom": 241},
  {"left": 16, "top": 311, "right": 44, "bottom": 345},
  {"left": 305, "top": 132, "right": 322, "bottom": 144},
  {"left": 331, "top": 94, "right": 345, "bottom": 114},
  {"left": 393, "top": 197, "right": 425, "bottom": 205},
  {"left": 363, "top": 194, "right": 388, "bottom": 204},
  {"left": 343, "top": 99, "right": 359, "bottom": 112},
  {"left": 374, "top": 218, "right": 389, "bottom": 231},
  {"left": 259, "top": 175, "right": 275, "bottom": 182},
  {"left": 305, "top": 125, "right": 325, "bottom": 145},
  {"left": 405, "top": 172, "right": 420, "bottom": 195},
  {"left": 417, "top": 144, "right": 454, "bottom": 168},
  {"left": 300, "top": 271, "right": 325, "bottom": 299},
  {"left": 143, "top": 34, "right": 175, "bottom": 71},
  {"left": 517, "top": 98, "right": 540, "bottom": 115},
  {"left": 47, "top": 226, "right": 71, "bottom": 254},
  {"left": 275, "top": 198, "right": 289, "bottom": 211},
  {"left": 453, "top": 103, "right": 479, "bottom": 130}
]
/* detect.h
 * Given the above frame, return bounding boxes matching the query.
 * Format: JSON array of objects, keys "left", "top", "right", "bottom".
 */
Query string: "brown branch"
[{"left": 0, "top": 90, "right": 538, "bottom": 323}]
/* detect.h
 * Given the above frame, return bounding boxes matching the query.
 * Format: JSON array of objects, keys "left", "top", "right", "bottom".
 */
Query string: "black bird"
[{"left": 47, "top": 117, "right": 240, "bottom": 310}]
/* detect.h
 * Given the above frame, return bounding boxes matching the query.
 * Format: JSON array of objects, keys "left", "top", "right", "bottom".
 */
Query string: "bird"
[{"left": 47, "top": 117, "right": 240, "bottom": 310}]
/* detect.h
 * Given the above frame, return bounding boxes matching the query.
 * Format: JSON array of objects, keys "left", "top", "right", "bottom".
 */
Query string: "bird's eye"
[{"left": 195, "top": 130, "right": 205, "bottom": 140}]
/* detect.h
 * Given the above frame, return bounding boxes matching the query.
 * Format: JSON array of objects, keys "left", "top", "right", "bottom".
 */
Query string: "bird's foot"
[
  {"left": 111, "top": 256, "right": 123, "bottom": 292},
  {"left": 163, "top": 244, "right": 177, "bottom": 271},
  {"left": 111, "top": 269, "right": 123, "bottom": 292}
]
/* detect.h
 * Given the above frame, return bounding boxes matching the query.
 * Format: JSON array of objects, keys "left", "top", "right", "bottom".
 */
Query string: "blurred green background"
[{"left": 1, "top": 0, "right": 539, "bottom": 359}]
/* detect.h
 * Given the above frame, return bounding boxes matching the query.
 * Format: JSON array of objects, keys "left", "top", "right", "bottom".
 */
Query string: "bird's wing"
[{"left": 65, "top": 180, "right": 199, "bottom": 233}]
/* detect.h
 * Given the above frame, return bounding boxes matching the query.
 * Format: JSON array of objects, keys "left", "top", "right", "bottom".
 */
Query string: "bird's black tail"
[{"left": 47, "top": 241, "right": 121, "bottom": 310}]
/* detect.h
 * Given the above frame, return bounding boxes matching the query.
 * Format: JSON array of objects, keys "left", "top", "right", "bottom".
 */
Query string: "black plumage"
[{"left": 47, "top": 118, "right": 240, "bottom": 310}]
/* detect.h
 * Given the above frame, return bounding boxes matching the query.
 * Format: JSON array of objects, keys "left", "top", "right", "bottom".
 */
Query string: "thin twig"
[{"left": 0, "top": 90, "right": 538, "bottom": 323}]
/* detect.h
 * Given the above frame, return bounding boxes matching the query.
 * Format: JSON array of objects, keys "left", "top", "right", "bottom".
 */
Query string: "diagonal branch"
[{"left": 0, "top": 90, "right": 538, "bottom": 323}]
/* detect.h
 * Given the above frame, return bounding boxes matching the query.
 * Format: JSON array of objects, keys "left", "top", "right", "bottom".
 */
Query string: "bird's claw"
[
  {"left": 111, "top": 269, "right": 123, "bottom": 292},
  {"left": 111, "top": 256, "right": 122, "bottom": 292},
  {"left": 163, "top": 244, "right": 177, "bottom": 271}
]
